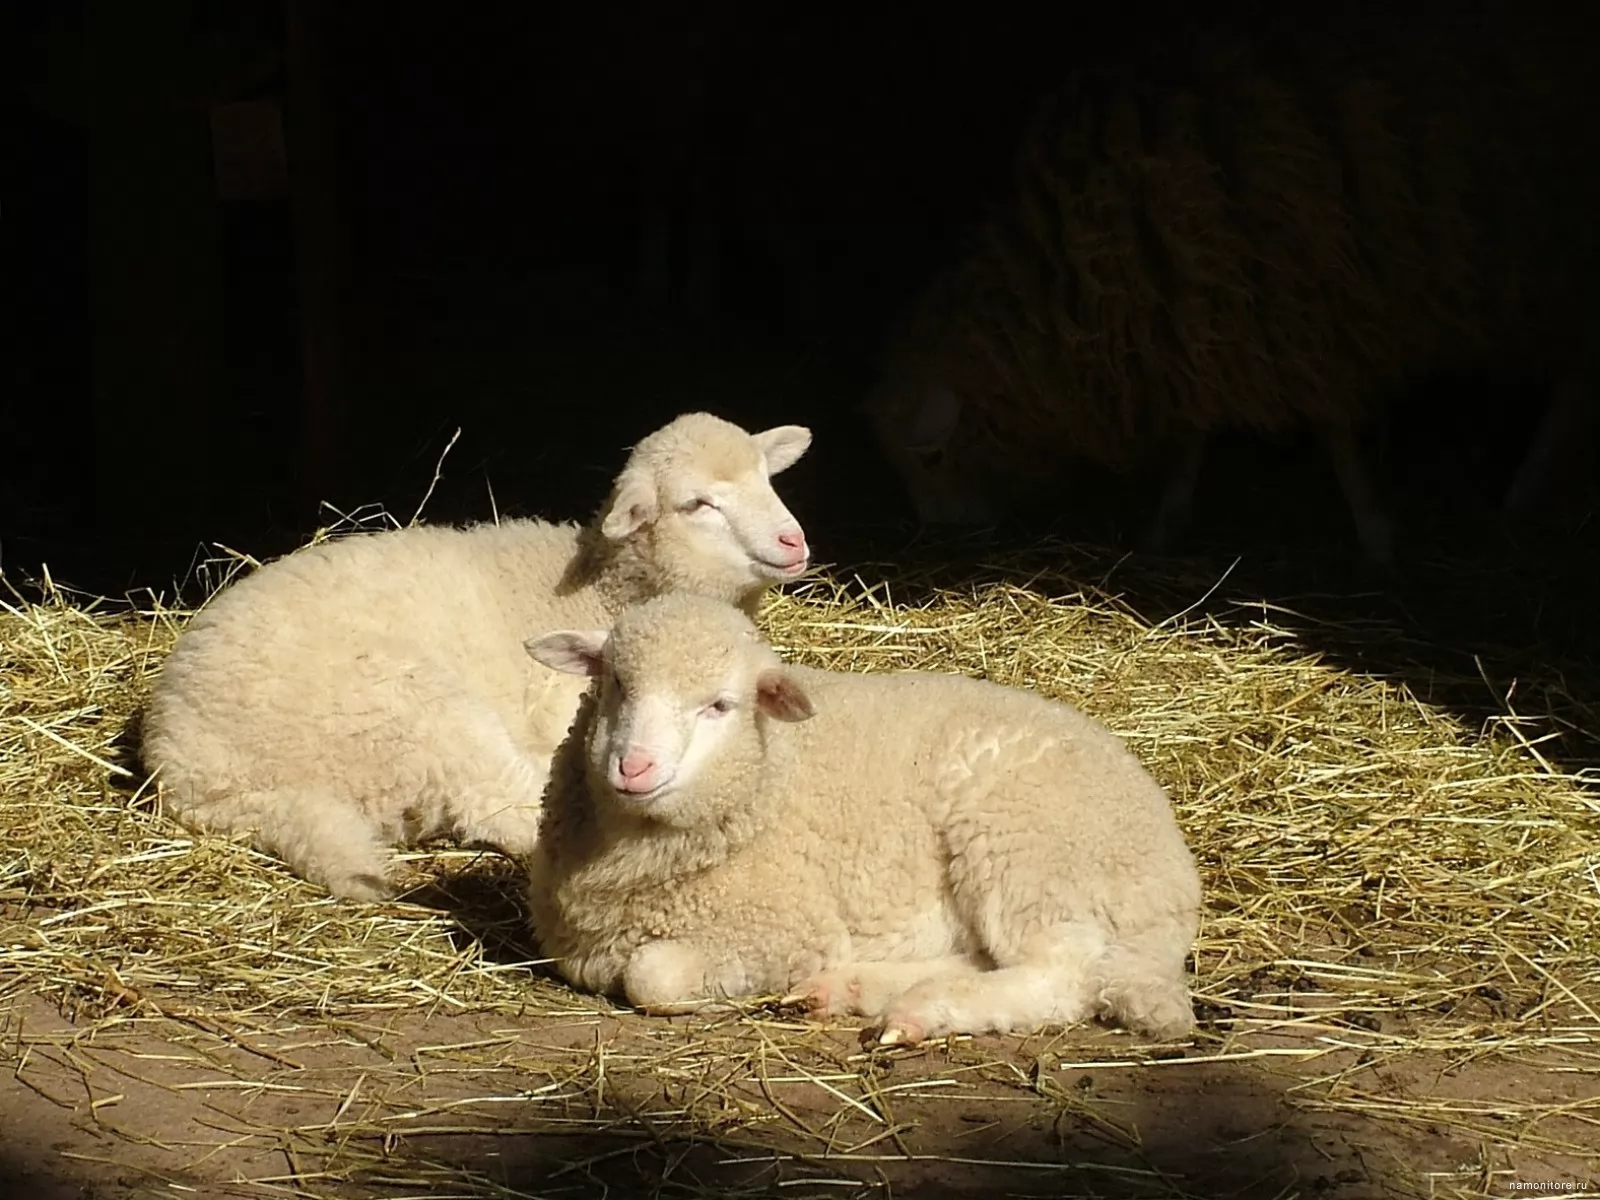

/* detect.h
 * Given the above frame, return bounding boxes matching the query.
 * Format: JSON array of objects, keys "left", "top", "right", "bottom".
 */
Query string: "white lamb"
[
  {"left": 524, "top": 592, "right": 1202, "bottom": 1044},
  {"left": 141, "top": 413, "right": 813, "bottom": 901}
]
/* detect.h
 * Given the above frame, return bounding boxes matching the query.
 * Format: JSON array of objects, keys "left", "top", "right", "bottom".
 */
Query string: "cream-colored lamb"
[
  {"left": 141, "top": 413, "right": 812, "bottom": 901},
  {"left": 525, "top": 592, "right": 1202, "bottom": 1044}
]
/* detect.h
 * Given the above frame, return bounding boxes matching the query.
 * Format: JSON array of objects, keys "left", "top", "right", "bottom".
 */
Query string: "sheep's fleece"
[
  {"left": 140, "top": 413, "right": 813, "bottom": 901},
  {"left": 525, "top": 593, "right": 1202, "bottom": 1044},
  {"left": 868, "top": 18, "right": 1599, "bottom": 541}
]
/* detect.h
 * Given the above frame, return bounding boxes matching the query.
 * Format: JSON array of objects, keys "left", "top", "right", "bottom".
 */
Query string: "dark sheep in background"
[{"left": 867, "top": 18, "right": 1598, "bottom": 561}]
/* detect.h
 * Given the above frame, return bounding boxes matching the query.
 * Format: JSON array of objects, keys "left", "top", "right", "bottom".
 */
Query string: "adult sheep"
[
  {"left": 867, "top": 22, "right": 1599, "bottom": 561},
  {"left": 141, "top": 413, "right": 813, "bottom": 901},
  {"left": 525, "top": 592, "right": 1201, "bottom": 1045}
]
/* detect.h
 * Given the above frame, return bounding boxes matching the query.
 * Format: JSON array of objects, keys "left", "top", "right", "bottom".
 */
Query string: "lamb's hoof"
[
  {"left": 785, "top": 971, "right": 862, "bottom": 1017},
  {"left": 779, "top": 981, "right": 829, "bottom": 1011},
  {"left": 1132, "top": 1002, "right": 1198, "bottom": 1043},
  {"left": 875, "top": 1020, "right": 924, "bottom": 1048}
]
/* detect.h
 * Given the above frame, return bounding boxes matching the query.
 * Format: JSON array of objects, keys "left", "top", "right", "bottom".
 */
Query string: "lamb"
[
  {"left": 866, "top": 23, "right": 1600, "bottom": 562},
  {"left": 140, "top": 413, "right": 813, "bottom": 902},
  {"left": 524, "top": 592, "right": 1202, "bottom": 1045}
]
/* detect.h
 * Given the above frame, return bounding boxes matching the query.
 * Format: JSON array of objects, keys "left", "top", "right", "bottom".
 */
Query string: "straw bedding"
[{"left": 2, "top": 535, "right": 1598, "bottom": 1197}]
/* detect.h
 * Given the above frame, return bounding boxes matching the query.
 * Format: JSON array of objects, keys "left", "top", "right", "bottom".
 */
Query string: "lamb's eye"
[
  {"left": 705, "top": 697, "right": 735, "bottom": 716},
  {"left": 681, "top": 497, "right": 716, "bottom": 514}
]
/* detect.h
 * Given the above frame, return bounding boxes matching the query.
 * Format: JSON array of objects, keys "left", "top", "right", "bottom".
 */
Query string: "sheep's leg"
[
  {"left": 1089, "top": 933, "right": 1197, "bottom": 1041},
  {"left": 1139, "top": 429, "right": 1208, "bottom": 554},
  {"left": 784, "top": 956, "right": 982, "bottom": 1019},
  {"left": 622, "top": 939, "right": 721, "bottom": 1013},
  {"left": 868, "top": 916, "right": 1103, "bottom": 1043},
  {"left": 874, "top": 931, "right": 1193, "bottom": 1045},
  {"left": 1503, "top": 375, "right": 1592, "bottom": 518},
  {"left": 246, "top": 790, "right": 395, "bottom": 901},
  {"left": 423, "top": 714, "right": 550, "bottom": 858},
  {"left": 1317, "top": 418, "right": 1395, "bottom": 565},
  {"left": 619, "top": 903, "right": 854, "bottom": 1016},
  {"left": 876, "top": 962, "right": 1097, "bottom": 1045},
  {"left": 622, "top": 937, "right": 793, "bottom": 1015},
  {"left": 445, "top": 749, "right": 548, "bottom": 857}
]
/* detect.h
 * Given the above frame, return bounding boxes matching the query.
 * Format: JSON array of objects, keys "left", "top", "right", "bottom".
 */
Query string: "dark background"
[
  {"left": 10, "top": 0, "right": 1082, "bottom": 591},
  {"left": 12, "top": 0, "right": 1592, "bottom": 586},
  {"left": 5, "top": 0, "right": 1598, "bottom": 768}
]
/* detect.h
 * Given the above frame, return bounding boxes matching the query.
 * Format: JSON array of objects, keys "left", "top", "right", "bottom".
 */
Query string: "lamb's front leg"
[
  {"left": 451, "top": 762, "right": 548, "bottom": 857},
  {"left": 622, "top": 934, "right": 831, "bottom": 1016},
  {"left": 785, "top": 957, "right": 982, "bottom": 1020},
  {"left": 426, "top": 707, "right": 550, "bottom": 857},
  {"left": 621, "top": 940, "right": 729, "bottom": 1014},
  {"left": 619, "top": 886, "right": 850, "bottom": 1015},
  {"left": 874, "top": 963, "right": 1098, "bottom": 1045}
]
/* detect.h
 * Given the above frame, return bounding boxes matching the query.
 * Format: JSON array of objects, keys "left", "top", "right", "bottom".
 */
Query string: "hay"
[{"left": 3, "top": 550, "right": 1598, "bottom": 1197}]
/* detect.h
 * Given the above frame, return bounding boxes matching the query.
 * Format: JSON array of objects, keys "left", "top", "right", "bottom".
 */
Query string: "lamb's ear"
[
  {"left": 755, "top": 669, "right": 815, "bottom": 722},
  {"left": 525, "top": 630, "right": 610, "bottom": 676},
  {"left": 600, "top": 472, "right": 659, "bottom": 539},
  {"left": 753, "top": 425, "right": 812, "bottom": 475},
  {"left": 905, "top": 388, "right": 961, "bottom": 452}
]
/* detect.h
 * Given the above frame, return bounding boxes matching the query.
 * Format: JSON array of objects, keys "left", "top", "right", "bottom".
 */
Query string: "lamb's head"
[
  {"left": 526, "top": 593, "right": 814, "bottom": 828},
  {"left": 597, "top": 412, "right": 813, "bottom": 605}
]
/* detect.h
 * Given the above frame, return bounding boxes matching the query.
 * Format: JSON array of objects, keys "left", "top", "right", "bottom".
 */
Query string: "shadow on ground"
[
  {"left": 292, "top": 1056, "right": 1426, "bottom": 1199},
  {"left": 400, "top": 856, "right": 547, "bottom": 973}
]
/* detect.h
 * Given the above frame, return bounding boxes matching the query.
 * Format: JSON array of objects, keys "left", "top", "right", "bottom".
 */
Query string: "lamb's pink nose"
[
  {"left": 618, "top": 751, "right": 655, "bottom": 785},
  {"left": 777, "top": 528, "right": 807, "bottom": 558}
]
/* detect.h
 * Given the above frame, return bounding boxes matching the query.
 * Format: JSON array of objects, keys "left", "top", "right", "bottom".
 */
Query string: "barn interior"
[{"left": 3, "top": 1, "right": 1599, "bottom": 1196}]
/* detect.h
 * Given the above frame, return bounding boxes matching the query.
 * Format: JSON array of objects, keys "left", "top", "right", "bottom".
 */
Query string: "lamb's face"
[
  {"left": 526, "top": 594, "right": 815, "bottom": 826},
  {"left": 601, "top": 414, "right": 813, "bottom": 595},
  {"left": 651, "top": 442, "right": 810, "bottom": 586},
  {"left": 592, "top": 645, "right": 760, "bottom": 815}
]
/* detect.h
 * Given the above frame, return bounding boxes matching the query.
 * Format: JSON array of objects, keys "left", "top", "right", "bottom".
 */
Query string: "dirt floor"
[{"left": 3, "top": 942, "right": 1597, "bottom": 1200}]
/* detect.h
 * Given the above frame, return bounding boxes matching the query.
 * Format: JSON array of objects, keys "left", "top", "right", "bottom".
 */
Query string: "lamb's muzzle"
[
  {"left": 614, "top": 750, "right": 660, "bottom": 792},
  {"left": 763, "top": 526, "right": 809, "bottom": 574}
]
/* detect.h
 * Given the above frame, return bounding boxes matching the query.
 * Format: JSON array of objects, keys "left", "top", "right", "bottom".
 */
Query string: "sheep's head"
[
  {"left": 526, "top": 594, "right": 813, "bottom": 827},
  {"left": 867, "top": 384, "right": 1004, "bottom": 528},
  {"left": 597, "top": 413, "right": 813, "bottom": 602}
]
